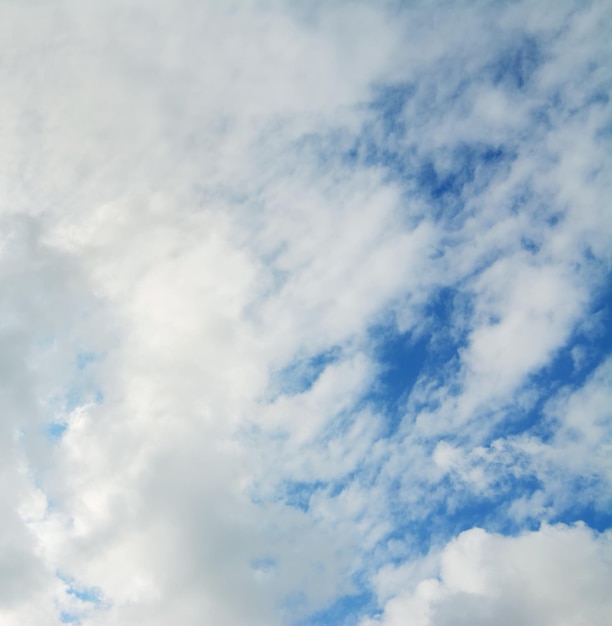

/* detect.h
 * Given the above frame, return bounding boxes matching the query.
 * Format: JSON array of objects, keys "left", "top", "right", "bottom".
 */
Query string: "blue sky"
[{"left": 0, "top": 1, "right": 610, "bottom": 625}]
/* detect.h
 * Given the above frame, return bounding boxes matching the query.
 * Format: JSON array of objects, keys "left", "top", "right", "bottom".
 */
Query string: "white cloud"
[{"left": 363, "top": 524, "right": 612, "bottom": 626}]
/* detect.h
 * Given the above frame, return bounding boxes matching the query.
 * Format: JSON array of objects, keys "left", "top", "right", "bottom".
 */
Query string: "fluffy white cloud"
[{"left": 363, "top": 523, "right": 612, "bottom": 626}]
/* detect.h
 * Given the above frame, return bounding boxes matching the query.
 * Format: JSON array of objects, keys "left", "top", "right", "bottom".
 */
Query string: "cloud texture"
[{"left": 0, "top": 1, "right": 611, "bottom": 625}]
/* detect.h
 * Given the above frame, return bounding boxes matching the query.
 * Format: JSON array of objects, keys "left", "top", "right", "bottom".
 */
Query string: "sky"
[{"left": 0, "top": 1, "right": 611, "bottom": 625}]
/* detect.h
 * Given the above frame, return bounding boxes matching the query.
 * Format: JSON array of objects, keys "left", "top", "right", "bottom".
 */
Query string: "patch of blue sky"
[
  {"left": 520, "top": 235, "right": 540, "bottom": 254},
  {"left": 489, "top": 395, "right": 555, "bottom": 445},
  {"left": 439, "top": 484, "right": 541, "bottom": 537},
  {"left": 365, "top": 287, "right": 471, "bottom": 435},
  {"left": 297, "top": 590, "right": 376, "bottom": 626},
  {"left": 368, "top": 81, "right": 415, "bottom": 137},
  {"left": 376, "top": 505, "right": 472, "bottom": 567},
  {"left": 424, "top": 287, "right": 472, "bottom": 350},
  {"left": 420, "top": 144, "right": 509, "bottom": 195},
  {"left": 66, "top": 585, "right": 102, "bottom": 604},
  {"left": 415, "top": 143, "right": 515, "bottom": 223},
  {"left": 268, "top": 347, "right": 341, "bottom": 398},
  {"left": 342, "top": 121, "right": 414, "bottom": 190},
  {"left": 341, "top": 104, "right": 412, "bottom": 182},
  {"left": 76, "top": 351, "right": 101, "bottom": 370},
  {"left": 538, "top": 465, "right": 612, "bottom": 532},
  {"left": 64, "top": 385, "right": 104, "bottom": 412},
  {"left": 488, "top": 35, "right": 542, "bottom": 91},
  {"left": 589, "top": 276, "right": 612, "bottom": 343},
  {"left": 47, "top": 421, "right": 68, "bottom": 441},
  {"left": 280, "top": 480, "right": 328, "bottom": 513},
  {"left": 56, "top": 572, "right": 107, "bottom": 624},
  {"left": 552, "top": 502, "right": 612, "bottom": 534},
  {"left": 45, "top": 387, "right": 103, "bottom": 443},
  {"left": 278, "top": 466, "right": 367, "bottom": 513},
  {"left": 346, "top": 135, "right": 516, "bottom": 232},
  {"left": 365, "top": 328, "right": 429, "bottom": 438}
]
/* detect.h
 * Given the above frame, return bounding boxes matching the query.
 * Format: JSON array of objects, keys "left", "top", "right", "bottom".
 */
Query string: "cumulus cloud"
[{"left": 363, "top": 523, "right": 612, "bottom": 626}]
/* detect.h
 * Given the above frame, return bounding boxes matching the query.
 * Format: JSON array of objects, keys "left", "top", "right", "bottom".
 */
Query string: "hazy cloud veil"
[{"left": 1, "top": 1, "right": 611, "bottom": 625}]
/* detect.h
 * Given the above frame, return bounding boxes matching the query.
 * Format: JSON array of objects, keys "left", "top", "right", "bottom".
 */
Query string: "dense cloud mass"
[{"left": 0, "top": 1, "right": 611, "bottom": 625}]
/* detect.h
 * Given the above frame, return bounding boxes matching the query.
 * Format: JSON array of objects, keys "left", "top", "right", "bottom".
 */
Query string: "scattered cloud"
[{"left": 0, "top": 1, "right": 610, "bottom": 625}]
